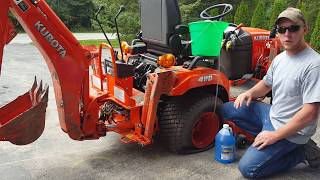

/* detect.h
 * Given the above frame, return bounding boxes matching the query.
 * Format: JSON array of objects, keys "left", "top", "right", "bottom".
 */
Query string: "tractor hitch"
[{"left": 0, "top": 78, "right": 49, "bottom": 145}]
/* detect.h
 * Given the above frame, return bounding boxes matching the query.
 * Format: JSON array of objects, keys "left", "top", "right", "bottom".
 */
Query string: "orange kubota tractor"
[{"left": 0, "top": 0, "right": 281, "bottom": 153}]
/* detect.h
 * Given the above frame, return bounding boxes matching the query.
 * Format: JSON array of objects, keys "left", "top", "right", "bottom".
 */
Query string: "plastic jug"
[{"left": 214, "top": 124, "right": 236, "bottom": 163}]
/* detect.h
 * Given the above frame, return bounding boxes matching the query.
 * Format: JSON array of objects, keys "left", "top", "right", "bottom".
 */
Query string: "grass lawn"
[{"left": 79, "top": 39, "right": 120, "bottom": 48}]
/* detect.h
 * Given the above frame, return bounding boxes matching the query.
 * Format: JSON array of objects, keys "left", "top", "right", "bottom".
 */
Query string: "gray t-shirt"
[{"left": 263, "top": 47, "right": 320, "bottom": 144}]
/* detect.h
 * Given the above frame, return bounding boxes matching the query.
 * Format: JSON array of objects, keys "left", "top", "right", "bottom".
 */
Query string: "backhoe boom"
[{"left": 0, "top": 0, "right": 101, "bottom": 144}]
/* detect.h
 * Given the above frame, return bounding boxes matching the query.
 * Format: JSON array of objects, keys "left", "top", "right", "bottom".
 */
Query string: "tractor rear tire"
[{"left": 158, "top": 94, "right": 223, "bottom": 154}]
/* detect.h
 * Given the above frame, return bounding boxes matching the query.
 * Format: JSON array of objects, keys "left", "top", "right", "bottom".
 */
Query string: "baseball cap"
[{"left": 276, "top": 7, "right": 306, "bottom": 25}]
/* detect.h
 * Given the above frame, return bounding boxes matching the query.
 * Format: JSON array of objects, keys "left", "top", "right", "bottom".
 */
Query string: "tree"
[
  {"left": 310, "top": 11, "right": 320, "bottom": 53},
  {"left": 296, "top": 0, "right": 320, "bottom": 42},
  {"left": 251, "top": 0, "right": 270, "bottom": 29},
  {"left": 268, "top": 0, "right": 288, "bottom": 29},
  {"left": 288, "top": 0, "right": 299, "bottom": 7},
  {"left": 39, "top": 0, "right": 319, "bottom": 36},
  {"left": 47, "top": 0, "right": 95, "bottom": 31},
  {"left": 234, "top": 1, "right": 250, "bottom": 26},
  {"left": 223, "top": 14, "right": 234, "bottom": 24},
  {"left": 180, "top": 0, "right": 202, "bottom": 23},
  {"left": 91, "top": 0, "right": 140, "bottom": 41},
  {"left": 248, "top": 0, "right": 260, "bottom": 16}
]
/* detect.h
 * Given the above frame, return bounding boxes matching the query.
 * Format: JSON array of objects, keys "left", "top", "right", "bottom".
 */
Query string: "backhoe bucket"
[{"left": 0, "top": 78, "right": 49, "bottom": 145}]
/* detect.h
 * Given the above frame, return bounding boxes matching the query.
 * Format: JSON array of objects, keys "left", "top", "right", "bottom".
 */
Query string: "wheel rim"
[{"left": 192, "top": 112, "right": 220, "bottom": 148}]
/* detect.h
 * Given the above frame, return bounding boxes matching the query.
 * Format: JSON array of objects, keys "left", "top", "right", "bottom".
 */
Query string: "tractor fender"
[{"left": 169, "top": 67, "right": 230, "bottom": 100}]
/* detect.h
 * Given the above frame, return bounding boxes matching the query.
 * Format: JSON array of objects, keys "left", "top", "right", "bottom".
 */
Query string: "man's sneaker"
[{"left": 305, "top": 139, "right": 320, "bottom": 168}]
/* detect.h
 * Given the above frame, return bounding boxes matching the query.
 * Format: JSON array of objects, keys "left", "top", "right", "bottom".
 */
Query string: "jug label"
[{"left": 221, "top": 145, "right": 234, "bottom": 160}]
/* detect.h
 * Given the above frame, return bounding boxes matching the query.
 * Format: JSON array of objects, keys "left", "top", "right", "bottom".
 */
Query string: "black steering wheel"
[{"left": 200, "top": 4, "right": 233, "bottom": 21}]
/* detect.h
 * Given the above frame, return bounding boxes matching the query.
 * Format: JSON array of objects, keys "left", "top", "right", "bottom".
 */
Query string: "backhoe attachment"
[{"left": 0, "top": 78, "right": 49, "bottom": 145}]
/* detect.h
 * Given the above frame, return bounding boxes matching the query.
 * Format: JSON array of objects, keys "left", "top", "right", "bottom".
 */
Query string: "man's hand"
[
  {"left": 233, "top": 80, "right": 271, "bottom": 109},
  {"left": 234, "top": 91, "right": 254, "bottom": 108},
  {"left": 253, "top": 131, "right": 280, "bottom": 150}
]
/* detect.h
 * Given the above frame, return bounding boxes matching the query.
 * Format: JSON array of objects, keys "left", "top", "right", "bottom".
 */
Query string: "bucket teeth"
[
  {"left": 41, "top": 85, "right": 49, "bottom": 102},
  {"left": 30, "top": 77, "right": 43, "bottom": 105},
  {"left": 0, "top": 77, "right": 49, "bottom": 145},
  {"left": 30, "top": 76, "right": 37, "bottom": 92}
]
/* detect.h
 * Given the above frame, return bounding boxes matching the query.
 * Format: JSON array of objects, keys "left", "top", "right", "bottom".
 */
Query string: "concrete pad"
[{"left": 0, "top": 44, "right": 319, "bottom": 180}]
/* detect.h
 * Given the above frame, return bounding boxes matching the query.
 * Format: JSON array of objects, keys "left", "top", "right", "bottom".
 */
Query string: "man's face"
[{"left": 277, "top": 18, "right": 306, "bottom": 51}]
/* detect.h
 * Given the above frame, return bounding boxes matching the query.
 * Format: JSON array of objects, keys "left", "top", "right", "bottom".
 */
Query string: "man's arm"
[
  {"left": 247, "top": 80, "right": 272, "bottom": 99},
  {"left": 253, "top": 103, "right": 320, "bottom": 150},
  {"left": 234, "top": 80, "right": 272, "bottom": 108}
]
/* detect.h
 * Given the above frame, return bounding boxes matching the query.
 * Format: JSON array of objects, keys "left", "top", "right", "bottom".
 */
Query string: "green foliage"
[
  {"left": 17, "top": 0, "right": 316, "bottom": 42},
  {"left": 219, "top": 0, "right": 238, "bottom": 23},
  {"left": 251, "top": 0, "right": 276, "bottom": 29},
  {"left": 296, "top": 0, "right": 320, "bottom": 42},
  {"left": 288, "top": 0, "right": 299, "bottom": 7},
  {"left": 180, "top": 0, "right": 202, "bottom": 23},
  {"left": 223, "top": 14, "right": 234, "bottom": 24},
  {"left": 297, "top": 0, "right": 309, "bottom": 40},
  {"left": 268, "top": 0, "right": 288, "bottom": 29},
  {"left": 8, "top": 12, "right": 23, "bottom": 32},
  {"left": 310, "top": 11, "right": 320, "bottom": 53},
  {"left": 47, "top": 0, "right": 95, "bottom": 31},
  {"left": 251, "top": 0, "right": 267, "bottom": 28},
  {"left": 91, "top": 0, "right": 140, "bottom": 42},
  {"left": 234, "top": 1, "right": 250, "bottom": 26}
]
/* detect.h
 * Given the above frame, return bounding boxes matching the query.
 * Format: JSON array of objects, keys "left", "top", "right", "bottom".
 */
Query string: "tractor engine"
[{"left": 127, "top": 54, "right": 158, "bottom": 92}]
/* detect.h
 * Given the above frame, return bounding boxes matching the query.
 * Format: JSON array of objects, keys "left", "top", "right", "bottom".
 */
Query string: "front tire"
[{"left": 158, "top": 94, "right": 223, "bottom": 154}]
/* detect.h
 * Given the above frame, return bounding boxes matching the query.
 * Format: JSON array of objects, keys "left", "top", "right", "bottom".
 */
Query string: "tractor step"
[
  {"left": 120, "top": 134, "right": 134, "bottom": 144},
  {"left": 120, "top": 133, "right": 152, "bottom": 146}
]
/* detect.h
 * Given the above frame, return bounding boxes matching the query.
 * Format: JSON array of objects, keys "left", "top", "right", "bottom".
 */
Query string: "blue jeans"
[{"left": 219, "top": 101, "right": 306, "bottom": 178}]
